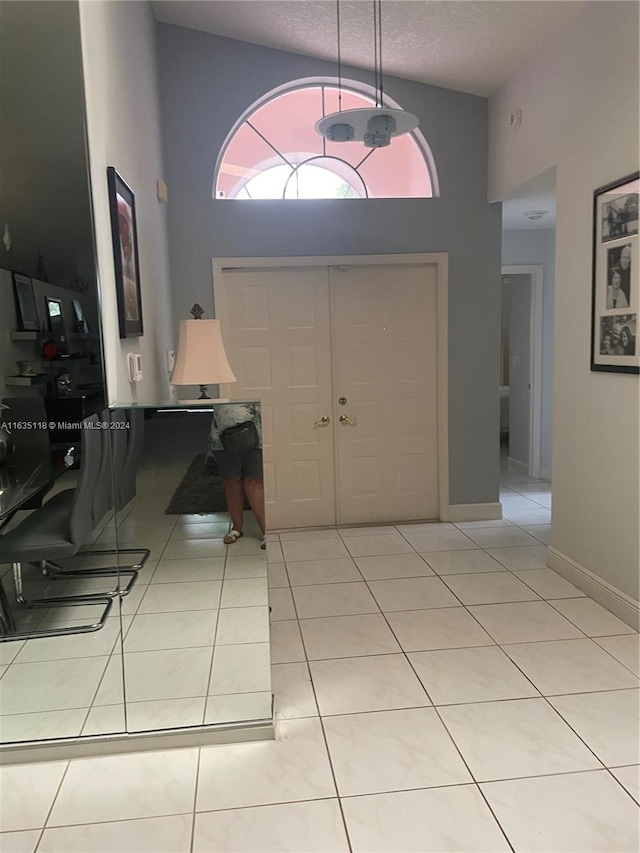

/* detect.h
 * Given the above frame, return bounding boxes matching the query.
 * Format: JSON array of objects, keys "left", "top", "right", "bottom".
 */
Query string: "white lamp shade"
[{"left": 170, "top": 319, "right": 237, "bottom": 385}]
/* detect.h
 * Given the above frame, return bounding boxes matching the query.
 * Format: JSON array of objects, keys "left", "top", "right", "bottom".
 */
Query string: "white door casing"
[{"left": 214, "top": 254, "right": 449, "bottom": 529}]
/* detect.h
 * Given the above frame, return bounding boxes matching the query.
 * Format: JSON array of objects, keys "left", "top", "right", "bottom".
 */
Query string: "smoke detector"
[{"left": 524, "top": 210, "right": 548, "bottom": 221}]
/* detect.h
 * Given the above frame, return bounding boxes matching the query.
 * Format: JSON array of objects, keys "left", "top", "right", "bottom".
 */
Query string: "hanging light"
[{"left": 316, "top": 0, "right": 419, "bottom": 148}]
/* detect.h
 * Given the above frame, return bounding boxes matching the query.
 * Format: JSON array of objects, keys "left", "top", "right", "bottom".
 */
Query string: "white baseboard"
[
  {"left": 539, "top": 465, "right": 552, "bottom": 481},
  {"left": 445, "top": 502, "right": 503, "bottom": 522},
  {"left": 547, "top": 546, "right": 640, "bottom": 631},
  {"left": 507, "top": 457, "right": 528, "bottom": 473}
]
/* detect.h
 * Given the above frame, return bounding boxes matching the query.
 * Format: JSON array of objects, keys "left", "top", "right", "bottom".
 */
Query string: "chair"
[{"left": 0, "top": 414, "right": 113, "bottom": 641}]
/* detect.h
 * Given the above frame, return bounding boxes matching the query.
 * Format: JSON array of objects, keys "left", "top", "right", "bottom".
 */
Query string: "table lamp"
[{"left": 170, "top": 317, "right": 236, "bottom": 399}]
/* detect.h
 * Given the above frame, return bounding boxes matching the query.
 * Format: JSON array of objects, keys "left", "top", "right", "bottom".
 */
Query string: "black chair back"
[
  {"left": 2, "top": 397, "right": 49, "bottom": 448},
  {"left": 69, "top": 414, "right": 102, "bottom": 547},
  {"left": 116, "top": 409, "right": 144, "bottom": 511}
]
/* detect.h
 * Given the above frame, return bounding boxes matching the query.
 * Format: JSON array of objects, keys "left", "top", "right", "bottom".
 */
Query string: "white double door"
[{"left": 215, "top": 262, "right": 439, "bottom": 530}]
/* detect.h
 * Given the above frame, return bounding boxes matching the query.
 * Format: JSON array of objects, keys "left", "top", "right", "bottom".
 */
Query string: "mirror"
[
  {"left": 111, "top": 404, "right": 271, "bottom": 733},
  {"left": 0, "top": 0, "right": 124, "bottom": 746}
]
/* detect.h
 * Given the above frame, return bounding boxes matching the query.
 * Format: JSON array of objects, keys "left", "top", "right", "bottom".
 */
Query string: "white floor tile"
[
  {"left": 439, "top": 698, "right": 601, "bottom": 781},
  {"left": 503, "top": 638, "right": 640, "bottom": 695},
  {"left": 441, "top": 571, "right": 540, "bottom": 605},
  {"left": 353, "top": 553, "right": 434, "bottom": 580},
  {"left": 299, "top": 614, "right": 401, "bottom": 660},
  {"left": 0, "top": 642, "right": 24, "bottom": 666},
  {"left": 12, "top": 618, "right": 123, "bottom": 663},
  {"left": 341, "top": 785, "right": 511, "bottom": 853},
  {"left": 343, "top": 533, "right": 414, "bottom": 557},
  {"left": 270, "top": 620, "right": 306, "bottom": 664},
  {"left": 485, "top": 545, "right": 549, "bottom": 571},
  {"left": 122, "top": 646, "right": 214, "bottom": 702},
  {"left": 193, "top": 799, "right": 349, "bottom": 853},
  {"left": 454, "top": 519, "right": 515, "bottom": 529},
  {"left": 81, "top": 703, "right": 126, "bottom": 736},
  {"left": 481, "top": 770, "right": 640, "bottom": 852},
  {"left": 385, "top": 606, "right": 495, "bottom": 652},
  {"left": 268, "top": 587, "right": 297, "bottom": 621},
  {"left": 502, "top": 507, "right": 552, "bottom": 526},
  {"left": 216, "top": 606, "right": 269, "bottom": 645},
  {"left": 398, "top": 528, "right": 476, "bottom": 552},
  {"left": 610, "top": 765, "right": 640, "bottom": 804},
  {"left": 0, "top": 761, "right": 68, "bottom": 832},
  {"left": 0, "top": 709, "right": 88, "bottom": 743},
  {"left": 126, "top": 697, "right": 207, "bottom": 732},
  {"left": 279, "top": 529, "right": 342, "bottom": 541},
  {"left": 196, "top": 717, "right": 335, "bottom": 811},
  {"left": 220, "top": 577, "right": 269, "bottom": 608},
  {"left": 421, "top": 549, "right": 506, "bottom": 575},
  {"left": 162, "top": 539, "right": 227, "bottom": 561},
  {"left": 281, "top": 538, "right": 351, "bottom": 562},
  {"left": 138, "top": 581, "right": 222, "bottom": 613},
  {"left": 596, "top": 634, "right": 640, "bottom": 676},
  {"left": 0, "top": 830, "right": 41, "bottom": 853},
  {"left": 368, "top": 576, "right": 461, "bottom": 612},
  {"left": 292, "top": 582, "right": 378, "bottom": 619},
  {"left": 0, "top": 657, "right": 109, "bottom": 715},
  {"left": 170, "top": 522, "right": 229, "bottom": 541},
  {"left": 550, "top": 598, "right": 637, "bottom": 637},
  {"left": 266, "top": 541, "right": 284, "bottom": 563},
  {"left": 204, "top": 692, "right": 271, "bottom": 724},
  {"left": 323, "top": 707, "right": 471, "bottom": 796},
  {"left": 519, "top": 524, "right": 552, "bottom": 544},
  {"left": 38, "top": 814, "right": 193, "bottom": 853},
  {"left": 549, "top": 689, "right": 640, "bottom": 767},
  {"left": 310, "top": 654, "right": 430, "bottom": 715},
  {"left": 267, "top": 562, "right": 289, "bottom": 588},
  {"left": 48, "top": 749, "right": 199, "bottom": 826},
  {"left": 339, "top": 526, "right": 397, "bottom": 537},
  {"left": 124, "top": 610, "right": 217, "bottom": 651},
  {"left": 464, "top": 528, "right": 541, "bottom": 549},
  {"left": 409, "top": 646, "right": 539, "bottom": 705},
  {"left": 468, "top": 601, "right": 585, "bottom": 644},
  {"left": 272, "top": 662, "right": 317, "bottom": 719},
  {"left": 286, "top": 558, "right": 361, "bottom": 586},
  {"left": 224, "top": 554, "right": 267, "bottom": 580},
  {"left": 209, "top": 643, "right": 271, "bottom": 695},
  {"left": 512, "top": 568, "right": 585, "bottom": 599}
]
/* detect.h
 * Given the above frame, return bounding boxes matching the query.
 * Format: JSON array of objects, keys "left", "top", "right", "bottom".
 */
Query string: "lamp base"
[{"left": 198, "top": 385, "right": 210, "bottom": 399}]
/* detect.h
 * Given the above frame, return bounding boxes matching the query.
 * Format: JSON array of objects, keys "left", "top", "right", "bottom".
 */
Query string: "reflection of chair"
[
  {"left": 0, "top": 415, "right": 113, "bottom": 641},
  {"left": 1, "top": 396, "right": 54, "bottom": 519}
]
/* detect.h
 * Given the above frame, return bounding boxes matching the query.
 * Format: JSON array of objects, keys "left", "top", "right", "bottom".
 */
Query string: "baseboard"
[
  {"left": 539, "top": 465, "right": 552, "bottom": 481},
  {"left": 547, "top": 546, "right": 640, "bottom": 631},
  {"left": 507, "top": 457, "right": 528, "bottom": 472},
  {"left": 445, "top": 502, "right": 503, "bottom": 522}
]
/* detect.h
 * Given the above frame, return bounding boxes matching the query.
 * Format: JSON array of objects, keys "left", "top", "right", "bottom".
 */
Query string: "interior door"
[
  {"left": 217, "top": 267, "right": 335, "bottom": 529},
  {"left": 331, "top": 264, "right": 439, "bottom": 524}
]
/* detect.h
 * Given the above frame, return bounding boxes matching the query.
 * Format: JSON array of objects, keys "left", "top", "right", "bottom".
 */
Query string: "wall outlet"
[
  {"left": 157, "top": 180, "right": 168, "bottom": 203},
  {"left": 167, "top": 349, "right": 175, "bottom": 372},
  {"left": 127, "top": 352, "right": 143, "bottom": 382}
]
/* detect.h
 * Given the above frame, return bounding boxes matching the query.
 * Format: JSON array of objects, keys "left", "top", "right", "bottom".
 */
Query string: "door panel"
[
  {"left": 218, "top": 268, "right": 335, "bottom": 529},
  {"left": 331, "top": 265, "right": 439, "bottom": 524},
  {"left": 508, "top": 273, "right": 532, "bottom": 468}
]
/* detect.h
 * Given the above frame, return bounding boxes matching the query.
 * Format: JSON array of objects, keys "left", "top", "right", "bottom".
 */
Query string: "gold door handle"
[
  {"left": 314, "top": 415, "right": 331, "bottom": 428},
  {"left": 339, "top": 414, "right": 358, "bottom": 426}
]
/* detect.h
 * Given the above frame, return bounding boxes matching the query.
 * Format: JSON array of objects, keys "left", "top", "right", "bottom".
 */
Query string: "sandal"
[
  {"left": 260, "top": 537, "right": 267, "bottom": 550},
  {"left": 224, "top": 529, "right": 243, "bottom": 544}
]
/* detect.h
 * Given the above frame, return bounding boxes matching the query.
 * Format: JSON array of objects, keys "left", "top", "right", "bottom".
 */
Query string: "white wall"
[
  {"left": 79, "top": 0, "right": 174, "bottom": 406},
  {"left": 502, "top": 228, "right": 556, "bottom": 474},
  {"left": 490, "top": 1, "right": 639, "bottom": 604}
]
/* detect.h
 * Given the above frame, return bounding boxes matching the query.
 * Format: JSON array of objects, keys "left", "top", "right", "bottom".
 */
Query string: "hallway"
[{"left": 1, "top": 507, "right": 638, "bottom": 851}]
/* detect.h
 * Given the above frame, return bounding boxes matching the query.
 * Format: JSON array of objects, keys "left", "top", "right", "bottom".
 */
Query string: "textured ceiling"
[{"left": 152, "top": 0, "right": 583, "bottom": 97}]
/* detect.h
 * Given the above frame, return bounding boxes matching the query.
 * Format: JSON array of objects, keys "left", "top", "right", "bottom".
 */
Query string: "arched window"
[{"left": 215, "top": 81, "right": 436, "bottom": 200}]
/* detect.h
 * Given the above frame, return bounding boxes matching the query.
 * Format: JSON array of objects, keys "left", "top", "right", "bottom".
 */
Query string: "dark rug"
[{"left": 165, "top": 453, "right": 249, "bottom": 515}]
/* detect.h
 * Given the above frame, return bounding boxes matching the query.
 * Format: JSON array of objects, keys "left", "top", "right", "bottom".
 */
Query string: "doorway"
[
  {"left": 500, "top": 265, "right": 543, "bottom": 478},
  {"left": 213, "top": 254, "right": 449, "bottom": 530}
]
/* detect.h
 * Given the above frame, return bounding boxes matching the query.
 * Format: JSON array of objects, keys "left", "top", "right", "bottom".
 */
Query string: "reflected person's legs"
[
  {"left": 243, "top": 478, "right": 265, "bottom": 535},
  {"left": 222, "top": 478, "right": 245, "bottom": 543}
]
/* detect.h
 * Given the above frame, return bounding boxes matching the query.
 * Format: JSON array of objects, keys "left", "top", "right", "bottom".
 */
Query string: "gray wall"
[
  {"left": 502, "top": 228, "right": 556, "bottom": 473},
  {"left": 156, "top": 25, "right": 503, "bottom": 506}
]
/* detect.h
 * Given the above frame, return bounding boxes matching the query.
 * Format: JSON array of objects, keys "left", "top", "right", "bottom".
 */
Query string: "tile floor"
[
  {"left": 2, "top": 472, "right": 638, "bottom": 851},
  {"left": 1, "top": 462, "right": 638, "bottom": 851}
]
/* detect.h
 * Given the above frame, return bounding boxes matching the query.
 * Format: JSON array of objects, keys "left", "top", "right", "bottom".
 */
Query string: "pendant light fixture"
[{"left": 316, "top": 0, "right": 419, "bottom": 148}]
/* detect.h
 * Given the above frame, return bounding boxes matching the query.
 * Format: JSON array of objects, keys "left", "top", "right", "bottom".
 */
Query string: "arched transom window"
[{"left": 215, "top": 82, "right": 434, "bottom": 200}]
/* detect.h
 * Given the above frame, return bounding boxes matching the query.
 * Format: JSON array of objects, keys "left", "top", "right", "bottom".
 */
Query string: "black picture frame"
[
  {"left": 12, "top": 273, "right": 39, "bottom": 331},
  {"left": 107, "top": 166, "right": 143, "bottom": 338},
  {"left": 591, "top": 171, "right": 639, "bottom": 374}
]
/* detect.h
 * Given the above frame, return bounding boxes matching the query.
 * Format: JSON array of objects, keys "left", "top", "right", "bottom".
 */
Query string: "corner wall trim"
[
  {"left": 445, "top": 502, "right": 503, "bottom": 522},
  {"left": 547, "top": 546, "right": 640, "bottom": 631}
]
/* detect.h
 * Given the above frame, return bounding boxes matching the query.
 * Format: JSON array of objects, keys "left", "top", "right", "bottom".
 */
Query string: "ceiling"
[
  {"left": 501, "top": 168, "right": 556, "bottom": 231},
  {"left": 152, "top": 0, "right": 583, "bottom": 98}
]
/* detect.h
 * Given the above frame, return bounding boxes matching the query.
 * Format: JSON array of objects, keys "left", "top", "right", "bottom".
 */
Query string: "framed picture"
[
  {"left": 591, "top": 171, "right": 639, "bottom": 373},
  {"left": 45, "top": 296, "right": 69, "bottom": 354},
  {"left": 12, "top": 273, "right": 39, "bottom": 330},
  {"left": 107, "top": 166, "right": 143, "bottom": 338},
  {"left": 72, "top": 299, "right": 89, "bottom": 334}
]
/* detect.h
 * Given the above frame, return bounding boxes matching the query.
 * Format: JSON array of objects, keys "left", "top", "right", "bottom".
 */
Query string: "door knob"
[
  {"left": 314, "top": 415, "right": 331, "bottom": 427},
  {"left": 339, "top": 415, "right": 358, "bottom": 426}
]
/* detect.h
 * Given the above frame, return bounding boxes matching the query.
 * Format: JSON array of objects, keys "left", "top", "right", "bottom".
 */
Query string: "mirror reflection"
[{"left": 113, "top": 405, "right": 270, "bottom": 732}]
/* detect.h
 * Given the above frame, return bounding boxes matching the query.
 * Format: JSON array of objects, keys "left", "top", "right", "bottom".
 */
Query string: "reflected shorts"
[{"left": 211, "top": 447, "right": 263, "bottom": 481}]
